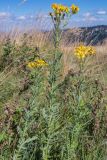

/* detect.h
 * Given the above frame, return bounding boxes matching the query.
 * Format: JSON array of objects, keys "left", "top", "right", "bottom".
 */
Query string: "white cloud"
[
  {"left": 82, "top": 12, "right": 97, "bottom": 22},
  {"left": 22, "top": 0, "right": 27, "bottom": 2},
  {"left": 97, "top": 10, "right": 107, "bottom": 15},
  {"left": 83, "top": 12, "right": 91, "bottom": 17},
  {"left": 88, "top": 16, "right": 97, "bottom": 21},
  {"left": 30, "top": 15, "right": 34, "bottom": 19},
  {"left": 19, "top": 0, "right": 28, "bottom": 5},
  {"left": 17, "top": 16, "right": 26, "bottom": 20},
  {"left": 0, "top": 12, "right": 11, "bottom": 19},
  {"left": 17, "top": 15, "right": 37, "bottom": 20}
]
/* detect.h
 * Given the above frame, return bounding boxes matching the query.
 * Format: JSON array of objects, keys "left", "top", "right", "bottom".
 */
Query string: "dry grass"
[{"left": 0, "top": 26, "right": 107, "bottom": 83}]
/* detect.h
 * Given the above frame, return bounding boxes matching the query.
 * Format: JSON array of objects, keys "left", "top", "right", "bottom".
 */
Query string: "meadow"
[{"left": 0, "top": 3, "right": 107, "bottom": 160}]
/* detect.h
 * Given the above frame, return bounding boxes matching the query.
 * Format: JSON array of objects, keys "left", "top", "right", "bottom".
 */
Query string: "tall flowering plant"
[
  {"left": 11, "top": 2, "right": 106, "bottom": 160},
  {"left": 40, "top": 3, "right": 80, "bottom": 160},
  {"left": 49, "top": 3, "right": 79, "bottom": 90},
  {"left": 50, "top": 3, "right": 79, "bottom": 49}
]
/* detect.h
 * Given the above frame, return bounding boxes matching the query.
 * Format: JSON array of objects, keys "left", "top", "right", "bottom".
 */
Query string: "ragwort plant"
[
  {"left": 12, "top": 3, "right": 107, "bottom": 160},
  {"left": 59, "top": 44, "right": 107, "bottom": 160},
  {"left": 12, "top": 3, "right": 79, "bottom": 160},
  {"left": 39, "top": 4, "right": 80, "bottom": 160}
]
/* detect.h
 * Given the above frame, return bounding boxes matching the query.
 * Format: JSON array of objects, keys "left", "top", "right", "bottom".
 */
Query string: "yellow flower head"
[
  {"left": 87, "top": 46, "right": 96, "bottom": 55},
  {"left": 27, "top": 59, "right": 48, "bottom": 69},
  {"left": 52, "top": 3, "right": 58, "bottom": 10},
  {"left": 51, "top": 3, "right": 79, "bottom": 17},
  {"left": 74, "top": 45, "right": 96, "bottom": 60},
  {"left": 71, "top": 4, "right": 79, "bottom": 14},
  {"left": 59, "top": 4, "right": 69, "bottom": 13},
  {"left": 27, "top": 62, "right": 36, "bottom": 68},
  {"left": 51, "top": 3, "right": 69, "bottom": 15}
]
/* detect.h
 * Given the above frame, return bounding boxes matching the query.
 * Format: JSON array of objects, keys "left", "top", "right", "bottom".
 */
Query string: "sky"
[{"left": 0, "top": 0, "right": 107, "bottom": 30}]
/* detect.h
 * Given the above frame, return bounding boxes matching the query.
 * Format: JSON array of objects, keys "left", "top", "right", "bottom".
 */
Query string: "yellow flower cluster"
[
  {"left": 51, "top": 3, "right": 69, "bottom": 14},
  {"left": 74, "top": 45, "right": 96, "bottom": 60},
  {"left": 51, "top": 3, "right": 79, "bottom": 15},
  {"left": 27, "top": 59, "right": 48, "bottom": 69},
  {"left": 71, "top": 4, "right": 79, "bottom": 14}
]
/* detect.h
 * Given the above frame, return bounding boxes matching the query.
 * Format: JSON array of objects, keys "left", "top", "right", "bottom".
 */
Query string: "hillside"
[
  {"left": 62, "top": 25, "right": 107, "bottom": 45},
  {"left": 0, "top": 25, "right": 107, "bottom": 46}
]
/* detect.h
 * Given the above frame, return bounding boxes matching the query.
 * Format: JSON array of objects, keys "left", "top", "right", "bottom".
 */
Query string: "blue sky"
[{"left": 0, "top": 0, "right": 107, "bottom": 30}]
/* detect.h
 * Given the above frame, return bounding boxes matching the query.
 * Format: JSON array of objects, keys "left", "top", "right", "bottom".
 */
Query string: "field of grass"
[{"left": 0, "top": 3, "right": 107, "bottom": 160}]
